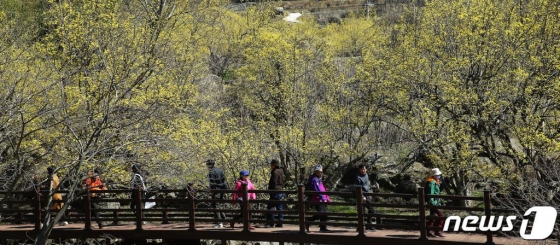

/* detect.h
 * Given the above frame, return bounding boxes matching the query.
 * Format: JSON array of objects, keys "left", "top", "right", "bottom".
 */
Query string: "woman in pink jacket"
[{"left": 231, "top": 170, "right": 256, "bottom": 229}]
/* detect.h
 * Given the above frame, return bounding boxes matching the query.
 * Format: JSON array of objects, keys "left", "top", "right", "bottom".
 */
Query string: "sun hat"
[{"left": 430, "top": 168, "right": 442, "bottom": 176}]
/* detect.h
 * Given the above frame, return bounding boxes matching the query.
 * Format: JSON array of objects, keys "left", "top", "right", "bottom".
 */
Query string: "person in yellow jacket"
[
  {"left": 47, "top": 167, "right": 64, "bottom": 211},
  {"left": 46, "top": 166, "right": 70, "bottom": 226}
]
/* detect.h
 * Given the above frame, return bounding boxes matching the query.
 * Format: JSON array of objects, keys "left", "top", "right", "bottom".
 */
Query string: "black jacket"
[
  {"left": 208, "top": 168, "right": 228, "bottom": 189},
  {"left": 268, "top": 167, "right": 284, "bottom": 190}
]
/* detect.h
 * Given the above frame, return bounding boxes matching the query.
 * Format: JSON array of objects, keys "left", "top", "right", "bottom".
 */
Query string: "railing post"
[
  {"left": 162, "top": 209, "right": 169, "bottom": 224},
  {"left": 418, "top": 187, "right": 428, "bottom": 240},
  {"left": 484, "top": 190, "right": 495, "bottom": 245},
  {"left": 188, "top": 188, "right": 196, "bottom": 231},
  {"left": 241, "top": 183, "right": 250, "bottom": 232},
  {"left": 34, "top": 186, "right": 42, "bottom": 231},
  {"left": 135, "top": 187, "right": 143, "bottom": 231},
  {"left": 84, "top": 188, "right": 92, "bottom": 231},
  {"left": 297, "top": 184, "right": 306, "bottom": 234},
  {"left": 112, "top": 210, "right": 120, "bottom": 225},
  {"left": 18, "top": 211, "right": 23, "bottom": 224},
  {"left": 356, "top": 185, "right": 365, "bottom": 236}
]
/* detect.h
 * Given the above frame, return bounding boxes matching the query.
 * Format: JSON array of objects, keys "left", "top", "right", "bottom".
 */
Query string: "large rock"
[
  {"left": 395, "top": 179, "right": 419, "bottom": 196},
  {"left": 377, "top": 177, "right": 395, "bottom": 191}
]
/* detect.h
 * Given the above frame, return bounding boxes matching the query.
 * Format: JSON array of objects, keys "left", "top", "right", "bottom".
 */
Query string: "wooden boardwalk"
[
  {"left": 0, "top": 222, "right": 555, "bottom": 245},
  {"left": 1, "top": 187, "right": 559, "bottom": 244}
]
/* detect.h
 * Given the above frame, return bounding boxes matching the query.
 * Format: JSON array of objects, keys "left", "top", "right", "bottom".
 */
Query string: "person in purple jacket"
[{"left": 306, "top": 164, "right": 331, "bottom": 232}]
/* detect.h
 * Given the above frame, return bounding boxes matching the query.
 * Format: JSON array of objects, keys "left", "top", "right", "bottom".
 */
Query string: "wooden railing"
[{"left": 0, "top": 185, "right": 523, "bottom": 244}]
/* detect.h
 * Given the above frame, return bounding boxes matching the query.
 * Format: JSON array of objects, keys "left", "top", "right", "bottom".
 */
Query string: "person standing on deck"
[
  {"left": 306, "top": 164, "right": 331, "bottom": 233},
  {"left": 265, "top": 159, "right": 285, "bottom": 228},
  {"left": 207, "top": 159, "right": 229, "bottom": 228},
  {"left": 130, "top": 163, "right": 147, "bottom": 225},
  {"left": 426, "top": 168, "right": 445, "bottom": 237},
  {"left": 356, "top": 164, "right": 376, "bottom": 231},
  {"left": 231, "top": 170, "right": 256, "bottom": 230},
  {"left": 47, "top": 166, "right": 68, "bottom": 226},
  {"left": 84, "top": 169, "right": 106, "bottom": 229}
]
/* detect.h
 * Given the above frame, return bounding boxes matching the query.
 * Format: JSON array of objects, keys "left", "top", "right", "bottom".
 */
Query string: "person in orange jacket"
[{"left": 84, "top": 169, "right": 106, "bottom": 229}]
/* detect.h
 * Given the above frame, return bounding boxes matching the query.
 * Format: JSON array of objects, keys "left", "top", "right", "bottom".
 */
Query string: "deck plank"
[{"left": 0, "top": 223, "right": 557, "bottom": 245}]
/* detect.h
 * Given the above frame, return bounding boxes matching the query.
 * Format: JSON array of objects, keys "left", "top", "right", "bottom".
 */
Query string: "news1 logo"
[{"left": 443, "top": 206, "right": 557, "bottom": 240}]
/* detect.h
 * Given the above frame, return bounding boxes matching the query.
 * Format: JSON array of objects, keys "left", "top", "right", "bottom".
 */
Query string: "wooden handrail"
[
  {"left": 355, "top": 185, "right": 365, "bottom": 237},
  {"left": 84, "top": 188, "right": 92, "bottom": 230},
  {"left": 34, "top": 185, "right": 41, "bottom": 231},
  {"left": 484, "top": 190, "right": 495, "bottom": 245},
  {"left": 426, "top": 194, "right": 484, "bottom": 201},
  {"left": 188, "top": 187, "right": 196, "bottom": 231},
  {"left": 134, "top": 187, "right": 143, "bottom": 231},
  {"left": 297, "top": 184, "right": 306, "bottom": 234},
  {"left": 5, "top": 185, "right": 531, "bottom": 242},
  {"left": 241, "top": 183, "right": 250, "bottom": 232},
  {"left": 418, "top": 187, "right": 427, "bottom": 241}
]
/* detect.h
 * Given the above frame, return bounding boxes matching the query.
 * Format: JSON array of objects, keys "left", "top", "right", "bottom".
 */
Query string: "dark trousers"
[
  {"left": 43, "top": 209, "right": 69, "bottom": 224},
  {"left": 91, "top": 200, "right": 102, "bottom": 225},
  {"left": 233, "top": 199, "right": 250, "bottom": 223},
  {"left": 212, "top": 193, "right": 226, "bottom": 223},
  {"left": 308, "top": 204, "right": 328, "bottom": 229},
  {"left": 130, "top": 191, "right": 146, "bottom": 219},
  {"left": 266, "top": 193, "right": 284, "bottom": 222},
  {"left": 363, "top": 197, "right": 375, "bottom": 225},
  {"left": 427, "top": 208, "right": 444, "bottom": 233}
]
